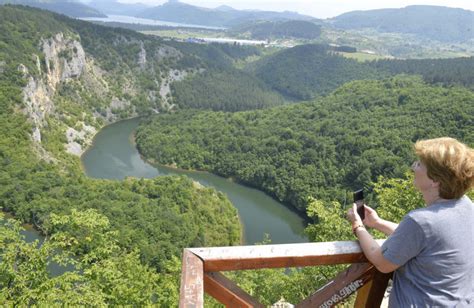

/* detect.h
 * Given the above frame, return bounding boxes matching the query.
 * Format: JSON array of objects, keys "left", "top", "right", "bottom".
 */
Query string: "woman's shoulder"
[{"left": 407, "top": 195, "right": 473, "bottom": 226}]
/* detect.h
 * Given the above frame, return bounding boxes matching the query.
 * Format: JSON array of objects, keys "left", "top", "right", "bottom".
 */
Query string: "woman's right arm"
[{"left": 363, "top": 206, "right": 398, "bottom": 236}]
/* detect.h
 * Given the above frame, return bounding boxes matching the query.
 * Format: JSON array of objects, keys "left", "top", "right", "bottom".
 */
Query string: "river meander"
[{"left": 81, "top": 118, "right": 308, "bottom": 245}]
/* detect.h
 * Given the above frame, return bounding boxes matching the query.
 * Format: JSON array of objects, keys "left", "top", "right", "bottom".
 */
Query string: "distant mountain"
[
  {"left": 136, "top": 1, "right": 315, "bottom": 28},
  {"left": 215, "top": 5, "right": 235, "bottom": 12},
  {"left": 87, "top": 0, "right": 150, "bottom": 16},
  {"left": 230, "top": 20, "right": 322, "bottom": 40},
  {"left": 0, "top": 0, "right": 105, "bottom": 17},
  {"left": 329, "top": 5, "right": 474, "bottom": 43}
]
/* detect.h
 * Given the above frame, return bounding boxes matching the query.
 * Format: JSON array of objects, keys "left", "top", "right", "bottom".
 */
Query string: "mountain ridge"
[
  {"left": 329, "top": 5, "right": 474, "bottom": 43},
  {"left": 0, "top": 0, "right": 105, "bottom": 17},
  {"left": 136, "top": 0, "right": 316, "bottom": 27}
]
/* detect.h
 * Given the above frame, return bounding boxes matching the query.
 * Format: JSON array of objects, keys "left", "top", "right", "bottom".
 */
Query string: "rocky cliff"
[{"left": 20, "top": 31, "right": 188, "bottom": 157}]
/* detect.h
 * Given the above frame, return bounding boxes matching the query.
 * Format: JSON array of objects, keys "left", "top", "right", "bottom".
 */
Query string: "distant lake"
[
  {"left": 197, "top": 37, "right": 267, "bottom": 45},
  {"left": 79, "top": 15, "right": 225, "bottom": 30}
]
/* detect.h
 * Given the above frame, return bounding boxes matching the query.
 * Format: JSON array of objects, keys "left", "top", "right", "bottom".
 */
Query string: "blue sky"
[{"left": 115, "top": 0, "right": 474, "bottom": 18}]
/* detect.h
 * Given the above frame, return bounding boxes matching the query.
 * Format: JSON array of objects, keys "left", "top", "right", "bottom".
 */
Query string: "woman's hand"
[
  {"left": 362, "top": 205, "right": 381, "bottom": 229},
  {"left": 347, "top": 204, "right": 382, "bottom": 228},
  {"left": 347, "top": 203, "right": 363, "bottom": 226}
]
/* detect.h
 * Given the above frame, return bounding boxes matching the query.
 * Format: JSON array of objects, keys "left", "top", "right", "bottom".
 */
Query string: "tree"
[{"left": 0, "top": 210, "right": 162, "bottom": 306}]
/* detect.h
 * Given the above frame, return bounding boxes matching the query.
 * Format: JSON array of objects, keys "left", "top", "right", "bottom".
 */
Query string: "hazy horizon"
[{"left": 110, "top": 0, "right": 474, "bottom": 19}]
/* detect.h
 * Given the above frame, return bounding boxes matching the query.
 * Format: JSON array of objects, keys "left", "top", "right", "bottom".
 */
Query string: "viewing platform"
[{"left": 179, "top": 240, "right": 391, "bottom": 307}]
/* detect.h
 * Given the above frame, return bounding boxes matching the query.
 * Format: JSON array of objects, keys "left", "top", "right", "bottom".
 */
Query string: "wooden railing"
[{"left": 179, "top": 240, "right": 391, "bottom": 307}]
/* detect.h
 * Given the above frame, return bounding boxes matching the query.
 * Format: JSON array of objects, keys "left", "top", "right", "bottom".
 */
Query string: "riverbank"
[{"left": 81, "top": 118, "right": 308, "bottom": 245}]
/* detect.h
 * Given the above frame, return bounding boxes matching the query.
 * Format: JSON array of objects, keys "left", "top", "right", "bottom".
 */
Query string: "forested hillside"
[
  {"left": 0, "top": 6, "right": 241, "bottom": 304},
  {"left": 136, "top": 76, "right": 474, "bottom": 213},
  {"left": 250, "top": 44, "right": 381, "bottom": 99},
  {"left": 370, "top": 57, "right": 474, "bottom": 89},
  {"left": 230, "top": 20, "right": 322, "bottom": 40},
  {"left": 170, "top": 69, "right": 285, "bottom": 111},
  {"left": 248, "top": 44, "right": 474, "bottom": 100}
]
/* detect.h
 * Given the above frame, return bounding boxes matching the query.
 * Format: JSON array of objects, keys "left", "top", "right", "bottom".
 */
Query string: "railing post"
[
  {"left": 296, "top": 263, "right": 375, "bottom": 307},
  {"left": 179, "top": 249, "right": 204, "bottom": 308},
  {"left": 354, "top": 270, "right": 392, "bottom": 307}
]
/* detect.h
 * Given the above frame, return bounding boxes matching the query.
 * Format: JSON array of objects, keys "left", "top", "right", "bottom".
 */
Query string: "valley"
[
  {"left": 0, "top": 2, "right": 473, "bottom": 306},
  {"left": 81, "top": 118, "right": 307, "bottom": 245}
]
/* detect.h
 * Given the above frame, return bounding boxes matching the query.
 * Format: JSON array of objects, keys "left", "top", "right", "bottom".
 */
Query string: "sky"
[{"left": 116, "top": 0, "right": 474, "bottom": 19}]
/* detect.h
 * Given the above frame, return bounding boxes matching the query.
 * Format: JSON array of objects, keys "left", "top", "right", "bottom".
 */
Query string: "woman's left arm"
[{"left": 349, "top": 204, "right": 400, "bottom": 273}]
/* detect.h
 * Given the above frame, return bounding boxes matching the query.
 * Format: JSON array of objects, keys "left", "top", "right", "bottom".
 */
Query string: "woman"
[{"left": 347, "top": 137, "right": 474, "bottom": 307}]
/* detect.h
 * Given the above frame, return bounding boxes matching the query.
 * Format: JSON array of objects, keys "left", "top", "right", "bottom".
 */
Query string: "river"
[{"left": 81, "top": 118, "right": 308, "bottom": 245}]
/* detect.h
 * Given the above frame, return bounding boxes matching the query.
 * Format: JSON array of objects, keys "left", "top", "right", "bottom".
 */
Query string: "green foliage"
[
  {"left": 0, "top": 5, "right": 69, "bottom": 75},
  {"left": 0, "top": 8, "right": 241, "bottom": 305},
  {"left": 170, "top": 41, "right": 261, "bottom": 71},
  {"left": 251, "top": 44, "right": 382, "bottom": 100},
  {"left": 230, "top": 20, "right": 322, "bottom": 40},
  {"left": 171, "top": 69, "right": 285, "bottom": 111},
  {"left": 370, "top": 57, "right": 474, "bottom": 90},
  {"left": 373, "top": 173, "right": 424, "bottom": 222},
  {"left": 305, "top": 199, "right": 352, "bottom": 242},
  {"left": 1, "top": 164, "right": 241, "bottom": 269},
  {"left": 0, "top": 211, "right": 161, "bottom": 306},
  {"left": 136, "top": 76, "right": 474, "bottom": 213}
]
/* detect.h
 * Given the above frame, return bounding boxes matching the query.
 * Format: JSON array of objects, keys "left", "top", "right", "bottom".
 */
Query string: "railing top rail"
[
  {"left": 180, "top": 240, "right": 389, "bottom": 307},
  {"left": 189, "top": 239, "right": 385, "bottom": 272}
]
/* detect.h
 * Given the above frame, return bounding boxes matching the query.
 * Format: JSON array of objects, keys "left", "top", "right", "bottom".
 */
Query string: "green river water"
[
  {"left": 3, "top": 117, "right": 307, "bottom": 268},
  {"left": 81, "top": 118, "right": 307, "bottom": 245}
]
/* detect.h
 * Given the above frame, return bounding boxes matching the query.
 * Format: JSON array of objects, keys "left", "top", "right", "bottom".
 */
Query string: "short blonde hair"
[{"left": 415, "top": 137, "right": 474, "bottom": 199}]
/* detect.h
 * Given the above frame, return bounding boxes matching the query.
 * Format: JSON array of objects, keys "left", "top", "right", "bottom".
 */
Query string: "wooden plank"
[
  {"left": 179, "top": 249, "right": 204, "bottom": 308},
  {"left": 204, "top": 272, "right": 265, "bottom": 308},
  {"left": 355, "top": 270, "right": 392, "bottom": 308},
  {"left": 190, "top": 240, "right": 385, "bottom": 272},
  {"left": 354, "top": 278, "right": 373, "bottom": 307},
  {"left": 296, "top": 263, "right": 375, "bottom": 308}
]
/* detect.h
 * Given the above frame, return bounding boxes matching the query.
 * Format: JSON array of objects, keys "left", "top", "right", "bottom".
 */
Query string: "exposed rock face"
[
  {"left": 19, "top": 32, "right": 188, "bottom": 158},
  {"left": 22, "top": 75, "right": 54, "bottom": 142},
  {"left": 94, "top": 97, "right": 134, "bottom": 124},
  {"left": 155, "top": 45, "right": 181, "bottom": 61},
  {"left": 160, "top": 69, "right": 189, "bottom": 109},
  {"left": 138, "top": 42, "right": 147, "bottom": 69},
  {"left": 65, "top": 123, "right": 97, "bottom": 156},
  {"left": 22, "top": 33, "right": 86, "bottom": 143},
  {"left": 42, "top": 32, "right": 86, "bottom": 89}
]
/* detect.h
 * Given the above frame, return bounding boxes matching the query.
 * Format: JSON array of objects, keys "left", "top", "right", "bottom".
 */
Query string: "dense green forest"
[
  {"left": 170, "top": 69, "right": 285, "bottom": 111},
  {"left": 136, "top": 76, "right": 474, "bottom": 212},
  {"left": 250, "top": 44, "right": 382, "bottom": 100},
  {"left": 248, "top": 44, "right": 474, "bottom": 100},
  {"left": 370, "top": 57, "right": 474, "bottom": 89},
  {"left": 0, "top": 6, "right": 242, "bottom": 304},
  {"left": 230, "top": 20, "right": 322, "bottom": 40}
]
